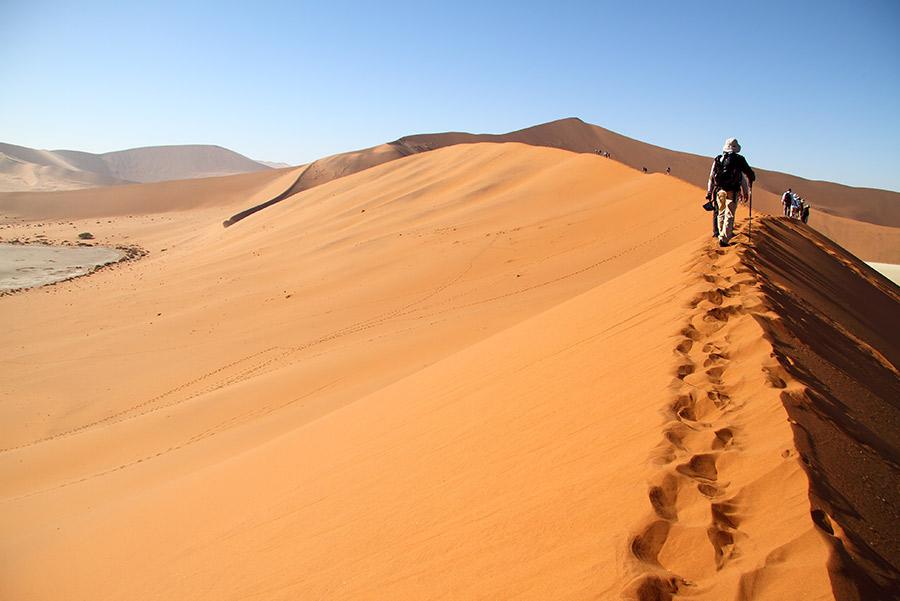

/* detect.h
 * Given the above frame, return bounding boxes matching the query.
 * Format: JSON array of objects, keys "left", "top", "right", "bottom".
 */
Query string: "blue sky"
[{"left": 2, "top": 0, "right": 898, "bottom": 190}]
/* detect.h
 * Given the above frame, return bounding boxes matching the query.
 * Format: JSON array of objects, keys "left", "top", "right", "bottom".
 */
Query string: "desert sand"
[
  {"left": 4, "top": 119, "right": 898, "bottom": 263},
  {"left": 0, "top": 142, "right": 272, "bottom": 192},
  {"left": 220, "top": 118, "right": 900, "bottom": 262},
  {"left": 0, "top": 141, "right": 897, "bottom": 600}
]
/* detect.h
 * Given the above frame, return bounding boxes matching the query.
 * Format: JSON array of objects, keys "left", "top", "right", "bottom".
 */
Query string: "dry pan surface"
[
  {"left": 0, "top": 243, "right": 124, "bottom": 292},
  {"left": 0, "top": 143, "right": 897, "bottom": 600}
]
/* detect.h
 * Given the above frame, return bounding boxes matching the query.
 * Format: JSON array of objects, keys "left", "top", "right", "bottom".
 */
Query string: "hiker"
[
  {"left": 781, "top": 189, "right": 793, "bottom": 216},
  {"left": 706, "top": 137, "right": 756, "bottom": 247},
  {"left": 790, "top": 193, "right": 804, "bottom": 219},
  {"left": 801, "top": 200, "right": 811, "bottom": 223},
  {"left": 666, "top": 166, "right": 671, "bottom": 175},
  {"left": 642, "top": 166, "right": 648, "bottom": 174}
]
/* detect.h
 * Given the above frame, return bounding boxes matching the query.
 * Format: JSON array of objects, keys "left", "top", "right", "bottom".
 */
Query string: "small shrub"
[{"left": 78, "top": 232, "right": 94, "bottom": 240}]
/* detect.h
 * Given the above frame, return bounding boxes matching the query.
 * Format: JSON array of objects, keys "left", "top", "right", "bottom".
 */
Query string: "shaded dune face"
[
  {"left": 0, "top": 143, "right": 898, "bottom": 601},
  {"left": 743, "top": 218, "right": 900, "bottom": 599}
]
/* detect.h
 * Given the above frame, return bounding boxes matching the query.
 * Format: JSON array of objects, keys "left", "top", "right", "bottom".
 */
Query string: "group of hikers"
[
  {"left": 781, "top": 188, "right": 811, "bottom": 223},
  {"left": 704, "top": 137, "right": 810, "bottom": 247}
]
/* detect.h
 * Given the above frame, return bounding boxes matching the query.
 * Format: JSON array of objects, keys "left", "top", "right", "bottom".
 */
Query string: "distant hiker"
[
  {"left": 801, "top": 201, "right": 811, "bottom": 223},
  {"left": 781, "top": 189, "right": 793, "bottom": 217},
  {"left": 666, "top": 166, "right": 671, "bottom": 175},
  {"left": 642, "top": 166, "right": 648, "bottom": 174},
  {"left": 790, "top": 193, "right": 804, "bottom": 219},
  {"left": 706, "top": 137, "right": 756, "bottom": 246}
]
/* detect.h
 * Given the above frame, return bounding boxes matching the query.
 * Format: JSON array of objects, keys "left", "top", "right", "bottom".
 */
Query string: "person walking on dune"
[
  {"left": 707, "top": 138, "right": 756, "bottom": 246},
  {"left": 782, "top": 188, "right": 793, "bottom": 217}
]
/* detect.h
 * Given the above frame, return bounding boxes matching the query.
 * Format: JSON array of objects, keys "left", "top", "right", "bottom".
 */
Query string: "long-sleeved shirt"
[{"left": 706, "top": 152, "right": 756, "bottom": 196}]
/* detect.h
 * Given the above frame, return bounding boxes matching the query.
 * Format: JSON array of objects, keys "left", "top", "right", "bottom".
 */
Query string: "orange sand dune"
[
  {"left": 400, "top": 118, "right": 900, "bottom": 228},
  {"left": 0, "top": 143, "right": 897, "bottom": 600},
  {"left": 216, "top": 118, "right": 900, "bottom": 261},
  {"left": 743, "top": 218, "right": 899, "bottom": 598},
  {"left": 222, "top": 143, "right": 411, "bottom": 226},
  {"left": 400, "top": 119, "right": 900, "bottom": 262},
  {"left": 0, "top": 164, "right": 302, "bottom": 222}
]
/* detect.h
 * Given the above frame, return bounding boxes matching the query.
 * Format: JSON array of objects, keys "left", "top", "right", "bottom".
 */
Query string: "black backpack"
[{"left": 713, "top": 153, "right": 742, "bottom": 191}]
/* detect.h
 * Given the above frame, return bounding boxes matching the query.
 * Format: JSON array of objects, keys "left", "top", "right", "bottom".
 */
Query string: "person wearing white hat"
[{"left": 706, "top": 138, "right": 756, "bottom": 246}]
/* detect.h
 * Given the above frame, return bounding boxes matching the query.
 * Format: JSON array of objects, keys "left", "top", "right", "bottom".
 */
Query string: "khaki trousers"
[{"left": 716, "top": 190, "right": 738, "bottom": 242}]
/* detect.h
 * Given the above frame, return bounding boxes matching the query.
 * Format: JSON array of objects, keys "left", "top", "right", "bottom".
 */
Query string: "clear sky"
[{"left": 2, "top": 0, "right": 898, "bottom": 190}]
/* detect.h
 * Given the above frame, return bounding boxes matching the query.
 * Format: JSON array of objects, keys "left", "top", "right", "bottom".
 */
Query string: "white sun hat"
[{"left": 723, "top": 138, "right": 741, "bottom": 153}]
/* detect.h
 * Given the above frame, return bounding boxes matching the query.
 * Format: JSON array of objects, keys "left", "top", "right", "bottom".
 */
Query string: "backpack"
[{"left": 713, "top": 153, "right": 742, "bottom": 191}]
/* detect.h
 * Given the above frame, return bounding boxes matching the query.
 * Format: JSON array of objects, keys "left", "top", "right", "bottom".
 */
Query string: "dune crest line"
[{"left": 623, "top": 218, "right": 899, "bottom": 600}]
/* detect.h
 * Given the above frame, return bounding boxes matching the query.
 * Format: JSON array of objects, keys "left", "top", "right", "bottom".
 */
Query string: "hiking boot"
[{"left": 718, "top": 238, "right": 730, "bottom": 247}]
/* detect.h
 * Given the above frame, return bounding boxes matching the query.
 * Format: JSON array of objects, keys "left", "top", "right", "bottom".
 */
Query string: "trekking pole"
[{"left": 748, "top": 183, "right": 753, "bottom": 242}]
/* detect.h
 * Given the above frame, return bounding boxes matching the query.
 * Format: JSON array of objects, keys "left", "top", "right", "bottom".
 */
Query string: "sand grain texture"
[{"left": 0, "top": 143, "right": 897, "bottom": 600}]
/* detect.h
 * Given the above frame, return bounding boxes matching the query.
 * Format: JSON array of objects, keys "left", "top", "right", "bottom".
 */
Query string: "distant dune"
[
  {"left": 0, "top": 142, "right": 271, "bottom": 192},
  {"left": 1, "top": 142, "right": 897, "bottom": 600},
  {"left": 211, "top": 118, "right": 900, "bottom": 262},
  {"left": 256, "top": 160, "right": 293, "bottom": 169},
  {"left": 399, "top": 118, "right": 900, "bottom": 229}
]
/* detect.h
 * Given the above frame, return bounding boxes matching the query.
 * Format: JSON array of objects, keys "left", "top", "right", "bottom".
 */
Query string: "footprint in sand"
[
  {"left": 675, "top": 453, "right": 718, "bottom": 482},
  {"left": 648, "top": 473, "right": 680, "bottom": 520},
  {"left": 631, "top": 520, "right": 672, "bottom": 564},
  {"left": 703, "top": 305, "right": 743, "bottom": 323},
  {"left": 674, "top": 338, "right": 693, "bottom": 354},
  {"left": 675, "top": 363, "right": 695, "bottom": 379},
  {"left": 702, "top": 352, "right": 728, "bottom": 366},
  {"left": 712, "top": 427, "right": 735, "bottom": 450},
  {"left": 762, "top": 365, "right": 788, "bottom": 388}
]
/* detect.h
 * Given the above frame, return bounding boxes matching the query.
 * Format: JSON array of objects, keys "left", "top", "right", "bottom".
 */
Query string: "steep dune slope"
[
  {"left": 744, "top": 218, "right": 900, "bottom": 598},
  {"left": 2, "top": 144, "right": 711, "bottom": 599},
  {"left": 399, "top": 118, "right": 900, "bottom": 228},
  {"left": 222, "top": 142, "right": 411, "bottom": 226},
  {"left": 400, "top": 119, "right": 900, "bottom": 262},
  {"left": 0, "top": 144, "right": 896, "bottom": 600},
  {"left": 218, "top": 119, "right": 899, "bottom": 261}
]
